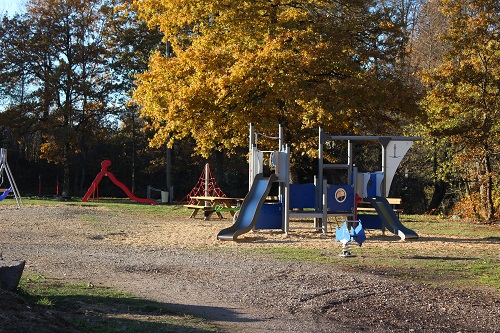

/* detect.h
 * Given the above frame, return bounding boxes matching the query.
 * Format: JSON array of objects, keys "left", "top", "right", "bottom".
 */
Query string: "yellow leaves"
[
  {"left": 133, "top": 0, "right": 415, "bottom": 158},
  {"left": 422, "top": 20, "right": 499, "bottom": 141}
]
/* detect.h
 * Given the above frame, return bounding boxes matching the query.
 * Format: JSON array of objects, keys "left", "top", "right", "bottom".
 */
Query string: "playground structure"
[
  {"left": 320, "top": 132, "right": 420, "bottom": 240},
  {"left": 0, "top": 148, "right": 22, "bottom": 208},
  {"left": 217, "top": 124, "right": 288, "bottom": 240},
  {"left": 180, "top": 163, "right": 227, "bottom": 205},
  {"left": 218, "top": 124, "right": 420, "bottom": 241},
  {"left": 82, "top": 160, "right": 156, "bottom": 205}
]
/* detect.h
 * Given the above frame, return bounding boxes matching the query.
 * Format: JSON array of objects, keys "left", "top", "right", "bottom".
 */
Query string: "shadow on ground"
[{"left": 2, "top": 286, "right": 257, "bottom": 333}]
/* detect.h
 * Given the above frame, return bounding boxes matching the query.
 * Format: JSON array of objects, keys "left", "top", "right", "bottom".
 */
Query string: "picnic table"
[{"left": 184, "top": 196, "right": 241, "bottom": 220}]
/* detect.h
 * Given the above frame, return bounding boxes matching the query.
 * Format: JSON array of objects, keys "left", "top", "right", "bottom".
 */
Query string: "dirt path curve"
[{"left": 1, "top": 204, "right": 499, "bottom": 332}]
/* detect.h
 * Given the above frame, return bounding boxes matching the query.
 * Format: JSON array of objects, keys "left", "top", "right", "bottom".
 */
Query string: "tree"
[
  {"left": 132, "top": 0, "right": 420, "bottom": 163},
  {"left": 421, "top": 0, "right": 500, "bottom": 220},
  {"left": 0, "top": 15, "right": 42, "bottom": 159},
  {"left": 102, "top": 0, "right": 163, "bottom": 193},
  {"left": 27, "top": 0, "right": 116, "bottom": 197},
  {"left": 0, "top": 0, "right": 120, "bottom": 196},
  {"left": 407, "top": 0, "right": 452, "bottom": 214},
  {"left": 1, "top": 0, "right": 172, "bottom": 196},
  {"left": 410, "top": 0, "right": 449, "bottom": 72}
]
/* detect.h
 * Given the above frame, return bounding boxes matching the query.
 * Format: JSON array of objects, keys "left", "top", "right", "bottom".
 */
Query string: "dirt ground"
[{"left": 0, "top": 202, "right": 499, "bottom": 332}]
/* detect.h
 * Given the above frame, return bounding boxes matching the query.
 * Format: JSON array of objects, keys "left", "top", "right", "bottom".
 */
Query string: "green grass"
[
  {"left": 251, "top": 245, "right": 499, "bottom": 290},
  {"left": 246, "top": 215, "right": 500, "bottom": 292},
  {"left": 18, "top": 274, "right": 221, "bottom": 333},
  {"left": 401, "top": 214, "right": 498, "bottom": 238},
  {"left": 82, "top": 200, "right": 186, "bottom": 218},
  {"left": 18, "top": 197, "right": 187, "bottom": 218}
]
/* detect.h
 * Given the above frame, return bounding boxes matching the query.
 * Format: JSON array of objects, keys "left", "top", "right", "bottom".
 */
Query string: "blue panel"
[
  {"left": 368, "top": 172, "right": 384, "bottom": 197},
  {"left": 255, "top": 203, "right": 282, "bottom": 229},
  {"left": 327, "top": 185, "right": 354, "bottom": 213},
  {"left": 367, "top": 173, "right": 377, "bottom": 197},
  {"left": 289, "top": 183, "right": 316, "bottom": 209},
  {"left": 358, "top": 214, "right": 382, "bottom": 229}
]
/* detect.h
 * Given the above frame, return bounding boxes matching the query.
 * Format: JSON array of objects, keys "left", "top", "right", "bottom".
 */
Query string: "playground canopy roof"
[{"left": 320, "top": 133, "right": 422, "bottom": 146}]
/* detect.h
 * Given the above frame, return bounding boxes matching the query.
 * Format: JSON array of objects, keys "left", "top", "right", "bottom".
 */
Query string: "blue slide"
[
  {"left": 217, "top": 173, "right": 277, "bottom": 241},
  {"left": 366, "top": 197, "right": 418, "bottom": 240}
]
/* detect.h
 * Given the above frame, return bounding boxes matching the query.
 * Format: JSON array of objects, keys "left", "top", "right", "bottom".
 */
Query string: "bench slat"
[
  {"left": 183, "top": 205, "right": 214, "bottom": 210},
  {"left": 386, "top": 198, "right": 402, "bottom": 205},
  {"left": 357, "top": 207, "right": 403, "bottom": 212}
]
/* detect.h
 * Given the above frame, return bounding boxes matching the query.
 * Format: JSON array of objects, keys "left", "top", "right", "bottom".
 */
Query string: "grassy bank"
[{"left": 18, "top": 274, "right": 221, "bottom": 333}]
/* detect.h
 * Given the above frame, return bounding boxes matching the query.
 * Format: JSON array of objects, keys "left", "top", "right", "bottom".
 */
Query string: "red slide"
[{"left": 82, "top": 160, "right": 156, "bottom": 205}]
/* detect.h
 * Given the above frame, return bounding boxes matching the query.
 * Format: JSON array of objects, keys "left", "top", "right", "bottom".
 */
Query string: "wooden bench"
[
  {"left": 387, "top": 198, "right": 403, "bottom": 216},
  {"left": 357, "top": 197, "right": 404, "bottom": 217},
  {"left": 386, "top": 197, "right": 403, "bottom": 212},
  {"left": 183, "top": 204, "right": 224, "bottom": 219}
]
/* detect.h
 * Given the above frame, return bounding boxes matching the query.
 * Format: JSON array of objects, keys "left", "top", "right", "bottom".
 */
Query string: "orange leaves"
[
  {"left": 420, "top": 0, "right": 500, "bottom": 219},
  {"left": 133, "top": 0, "right": 414, "bottom": 158}
]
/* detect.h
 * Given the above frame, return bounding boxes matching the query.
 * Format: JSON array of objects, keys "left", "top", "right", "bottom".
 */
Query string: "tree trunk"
[
  {"left": 62, "top": 144, "right": 70, "bottom": 197},
  {"left": 483, "top": 153, "right": 494, "bottom": 220},
  {"left": 80, "top": 164, "right": 86, "bottom": 197},
  {"left": 131, "top": 110, "right": 136, "bottom": 194},
  {"left": 426, "top": 180, "right": 448, "bottom": 214},
  {"left": 214, "top": 150, "right": 225, "bottom": 192},
  {"left": 79, "top": 146, "right": 87, "bottom": 196},
  {"left": 427, "top": 139, "right": 448, "bottom": 214},
  {"left": 289, "top": 161, "right": 299, "bottom": 185}
]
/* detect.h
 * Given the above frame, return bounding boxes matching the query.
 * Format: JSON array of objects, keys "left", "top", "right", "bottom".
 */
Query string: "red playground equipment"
[
  {"left": 180, "top": 163, "right": 226, "bottom": 205},
  {"left": 82, "top": 160, "right": 156, "bottom": 205}
]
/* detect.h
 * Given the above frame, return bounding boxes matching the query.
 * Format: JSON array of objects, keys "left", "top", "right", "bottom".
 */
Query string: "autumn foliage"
[
  {"left": 133, "top": 0, "right": 420, "bottom": 158},
  {"left": 421, "top": 0, "right": 500, "bottom": 219},
  {"left": 2, "top": 0, "right": 500, "bottom": 220}
]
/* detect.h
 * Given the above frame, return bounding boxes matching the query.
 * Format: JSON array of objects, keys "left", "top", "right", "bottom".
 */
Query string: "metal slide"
[
  {"left": 366, "top": 197, "right": 418, "bottom": 240},
  {"left": 217, "top": 173, "right": 277, "bottom": 241}
]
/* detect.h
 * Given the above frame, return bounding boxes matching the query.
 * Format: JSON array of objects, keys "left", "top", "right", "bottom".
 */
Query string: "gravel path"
[{"left": 1, "top": 204, "right": 499, "bottom": 332}]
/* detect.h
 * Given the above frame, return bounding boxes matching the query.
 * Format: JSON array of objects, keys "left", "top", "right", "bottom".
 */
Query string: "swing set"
[{"left": 0, "top": 148, "right": 22, "bottom": 208}]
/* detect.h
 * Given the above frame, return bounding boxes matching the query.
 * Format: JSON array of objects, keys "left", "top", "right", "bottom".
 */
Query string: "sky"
[{"left": 0, "top": 0, "right": 25, "bottom": 16}]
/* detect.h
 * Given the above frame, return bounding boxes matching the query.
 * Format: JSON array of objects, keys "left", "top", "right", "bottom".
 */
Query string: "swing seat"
[{"left": 0, "top": 187, "right": 12, "bottom": 200}]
